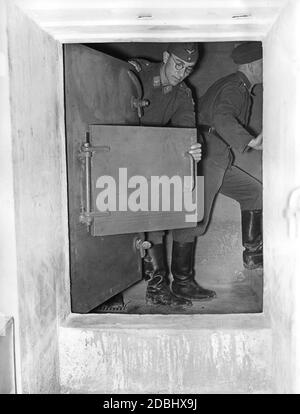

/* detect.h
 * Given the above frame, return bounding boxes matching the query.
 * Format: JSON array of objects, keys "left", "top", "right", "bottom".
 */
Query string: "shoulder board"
[
  {"left": 128, "top": 58, "right": 151, "bottom": 73},
  {"left": 227, "top": 74, "right": 248, "bottom": 91},
  {"left": 220, "top": 75, "right": 248, "bottom": 94}
]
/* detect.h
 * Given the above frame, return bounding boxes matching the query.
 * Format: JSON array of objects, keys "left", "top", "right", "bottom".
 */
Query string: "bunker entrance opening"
[{"left": 64, "top": 41, "right": 263, "bottom": 315}]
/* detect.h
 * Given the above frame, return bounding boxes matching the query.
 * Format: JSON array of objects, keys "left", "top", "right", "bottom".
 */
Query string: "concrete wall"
[
  {"left": 3, "top": 1, "right": 69, "bottom": 393},
  {"left": 264, "top": 0, "right": 300, "bottom": 393},
  {"left": 0, "top": 0, "right": 20, "bottom": 389},
  {"left": 3, "top": 0, "right": 300, "bottom": 395}
]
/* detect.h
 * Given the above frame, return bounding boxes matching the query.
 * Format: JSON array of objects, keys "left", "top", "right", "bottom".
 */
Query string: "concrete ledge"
[
  {"left": 59, "top": 313, "right": 272, "bottom": 394},
  {"left": 61, "top": 312, "right": 269, "bottom": 330}
]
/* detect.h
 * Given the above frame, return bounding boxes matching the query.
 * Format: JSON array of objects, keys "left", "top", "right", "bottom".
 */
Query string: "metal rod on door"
[{"left": 79, "top": 131, "right": 111, "bottom": 230}]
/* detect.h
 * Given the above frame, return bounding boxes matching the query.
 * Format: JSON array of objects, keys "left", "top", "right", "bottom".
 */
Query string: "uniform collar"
[{"left": 152, "top": 64, "right": 173, "bottom": 94}]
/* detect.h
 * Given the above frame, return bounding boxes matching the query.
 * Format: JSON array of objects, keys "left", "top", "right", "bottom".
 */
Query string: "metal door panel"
[
  {"left": 87, "top": 125, "right": 202, "bottom": 236},
  {"left": 70, "top": 231, "right": 144, "bottom": 312},
  {"left": 65, "top": 44, "right": 143, "bottom": 312}
]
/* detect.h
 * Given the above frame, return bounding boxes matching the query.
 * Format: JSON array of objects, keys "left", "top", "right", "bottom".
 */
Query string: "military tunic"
[
  {"left": 198, "top": 71, "right": 254, "bottom": 168},
  {"left": 129, "top": 58, "right": 196, "bottom": 244},
  {"left": 172, "top": 71, "right": 263, "bottom": 242}
]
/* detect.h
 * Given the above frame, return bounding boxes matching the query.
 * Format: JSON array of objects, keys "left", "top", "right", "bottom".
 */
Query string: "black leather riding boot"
[
  {"left": 171, "top": 241, "right": 216, "bottom": 300},
  {"left": 241, "top": 210, "right": 263, "bottom": 270},
  {"left": 144, "top": 244, "right": 192, "bottom": 307}
]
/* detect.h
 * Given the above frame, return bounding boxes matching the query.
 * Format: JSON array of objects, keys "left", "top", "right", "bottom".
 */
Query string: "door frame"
[{"left": 5, "top": 0, "right": 300, "bottom": 393}]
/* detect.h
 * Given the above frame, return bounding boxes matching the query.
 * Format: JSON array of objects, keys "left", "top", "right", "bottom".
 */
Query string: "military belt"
[{"left": 199, "top": 124, "right": 221, "bottom": 138}]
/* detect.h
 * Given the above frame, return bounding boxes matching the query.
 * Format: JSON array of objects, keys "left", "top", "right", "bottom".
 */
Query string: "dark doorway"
[{"left": 64, "top": 42, "right": 263, "bottom": 315}]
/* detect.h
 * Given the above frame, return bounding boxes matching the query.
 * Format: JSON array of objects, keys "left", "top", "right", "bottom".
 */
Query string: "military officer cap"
[
  {"left": 231, "top": 41, "right": 262, "bottom": 64},
  {"left": 167, "top": 42, "right": 199, "bottom": 63}
]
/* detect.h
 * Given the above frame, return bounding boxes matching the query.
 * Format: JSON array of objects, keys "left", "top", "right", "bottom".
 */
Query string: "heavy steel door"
[
  {"left": 65, "top": 44, "right": 145, "bottom": 312},
  {"left": 64, "top": 45, "right": 200, "bottom": 313}
]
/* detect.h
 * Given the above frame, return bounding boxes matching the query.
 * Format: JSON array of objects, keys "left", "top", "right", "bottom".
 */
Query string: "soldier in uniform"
[
  {"left": 129, "top": 43, "right": 216, "bottom": 307},
  {"left": 170, "top": 42, "right": 263, "bottom": 303}
]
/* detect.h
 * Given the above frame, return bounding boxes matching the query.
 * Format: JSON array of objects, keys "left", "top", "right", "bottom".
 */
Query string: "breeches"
[{"left": 147, "top": 158, "right": 262, "bottom": 244}]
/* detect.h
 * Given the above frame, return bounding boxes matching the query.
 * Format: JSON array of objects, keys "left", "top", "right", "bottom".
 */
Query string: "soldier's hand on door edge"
[{"left": 188, "top": 143, "right": 202, "bottom": 162}]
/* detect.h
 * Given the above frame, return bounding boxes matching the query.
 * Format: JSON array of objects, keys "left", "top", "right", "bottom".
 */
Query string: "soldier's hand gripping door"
[{"left": 64, "top": 45, "right": 202, "bottom": 313}]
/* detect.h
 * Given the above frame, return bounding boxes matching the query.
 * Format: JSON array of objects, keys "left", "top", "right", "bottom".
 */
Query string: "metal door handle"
[
  {"left": 78, "top": 136, "right": 110, "bottom": 229},
  {"left": 79, "top": 142, "right": 93, "bottom": 227},
  {"left": 184, "top": 152, "right": 196, "bottom": 192}
]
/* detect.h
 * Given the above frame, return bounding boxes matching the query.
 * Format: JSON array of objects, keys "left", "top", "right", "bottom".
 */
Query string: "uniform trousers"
[{"left": 147, "top": 157, "right": 262, "bottom": 244}]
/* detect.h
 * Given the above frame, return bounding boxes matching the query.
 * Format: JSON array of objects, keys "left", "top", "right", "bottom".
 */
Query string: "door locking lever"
[
  {"left": 135, "top": 239, "right": 152, "bottom": 258},
  {"left": 127, "top": 70, "right": 149, "bottom": 118}
]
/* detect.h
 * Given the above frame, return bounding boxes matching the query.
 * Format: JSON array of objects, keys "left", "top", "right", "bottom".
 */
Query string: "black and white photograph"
[{"left": 0, "top": 0, "right": 299, "bottom": 397}]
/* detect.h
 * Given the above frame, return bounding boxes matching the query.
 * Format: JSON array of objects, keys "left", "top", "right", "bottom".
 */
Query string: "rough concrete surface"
[{"left": 59, "top": 314, "right": 272, "bottom": 394}]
